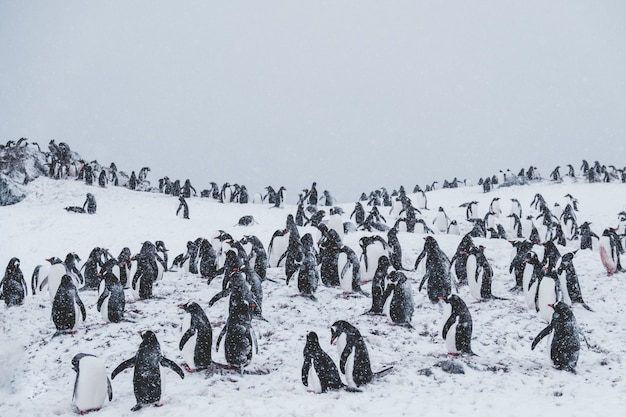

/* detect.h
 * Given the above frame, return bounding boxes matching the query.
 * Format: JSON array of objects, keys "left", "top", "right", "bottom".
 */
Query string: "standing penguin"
[
  {"left": 302, "top": 332, "right": 347, "bottom": 393},
  {"left": 240, "top": 235, "right": 268, "bottom": 281},
  {"left": 442, "top": 294, "right": 475, "bottom": 355},
  {"left": 296, "top": 234, "right": 320, "bottom": 300},
  {"left": 338, "top": 245, "right": 365, "bottom": 295},
  {"left": 449, "top": 234, "right": 475, "bottom": 286},
  {"left": 381, "top": 271, "right": 414, "bottom": 328},
  {"left": 71, "top": 353, "right": 113, "bottom": 414},
  {"left": 330, "top": 320, "right": 392, "bottom": 388},
  {"left": 365, "top": 255, "right": 391, "bottom": 315},
  {"left": 267, "top": 229, "right": 289, "bottom": 267},
  {"left": 72, "top": 353, "right": 113, "bottom": 414},
  {"left": 433, "top": 207, "right": 451, "bottom": 233},
  {"left": 96, "top": 272, "right": 125, "bottom": 323},
  {"left": 557, "top": 251, "right": 592, "bottom": 311},
  {"left": 111, "top": 331, "right": 184, "bottom": 411},
  {"left": 387, "top": 227, "right": 407, "bottom": 270},
  {"left": 359, "top": 235, "right": 389, "bottom": 282},
  {"left": 531, "top": 302, "right": 581, "bottom": 373},
  {"left": 178, "top": 301, "right": 213, "bottom": 372},
  {"left": 578, "top": 222, "right": 598, "bottom": 250},
  {"left": 83, "top": 193, "right": 97, "bottom": 214},
  {"left": 523, "top": 251, "right": 543, "bottom": 312},
  {"left": 0, "top": 257, "right": 27, "bottom": 306},
  {"left": 176, "top": 195, "right": 189, "bottom": 219},
  {"left": 52, "top": 275, "right": 86, "bottom": 335},
  {"left": 414, "top": 236, "right": 453, "bottom": 303}
]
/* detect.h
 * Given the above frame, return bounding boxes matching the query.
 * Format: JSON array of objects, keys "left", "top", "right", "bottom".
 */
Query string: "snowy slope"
[{"left": 1, "top": 176, "right": 626, "bottom": 417}]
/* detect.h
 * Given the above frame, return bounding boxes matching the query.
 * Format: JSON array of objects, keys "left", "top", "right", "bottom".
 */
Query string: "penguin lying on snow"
[
  {"left": 111, "top": 331, "right": 184, "bottom": 411},
  {"left": 330, "top": 320, "right": 393, "bottom": 388}
]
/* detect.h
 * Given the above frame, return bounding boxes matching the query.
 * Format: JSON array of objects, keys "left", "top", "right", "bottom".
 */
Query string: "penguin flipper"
[
  {"left": 531, "top": 325, "right": 553, "bottom": 350},
  {"left": 216, "top": 325, "right": 228, "bottom": 352},
  {"left": 75, "top": 290, "right": 87, "bottom": 321},
  {"left": 374, "top": 366, "right": 393, "bottom": 379},
  {"left": 161, "top": 357, "right": 185, "bottom": 379},
  {"left": 96, "top": 289, "right": 109, "bottom": 312},
  {"left": 442, "top": 315, "right": 455, "bottom": 339},
  {"left": 107, "top": 377, "right": 113, "bottom": 401},
  {"left": 111, "top": 357, "right": 136, "bottom": 379},
  {"left": 301, "top": 357, "right": 311, "bottom": 386},
  {"left": 179, "top": 328, "right": 196, "bottom": 351}
]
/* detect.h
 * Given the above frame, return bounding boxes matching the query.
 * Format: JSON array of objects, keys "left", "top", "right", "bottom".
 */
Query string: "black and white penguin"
[
  {"left": 51, "top": 274, "right": 86, "bottom": 335},
  {"left": 302, "top": 332, "right": 352, "bottom": 393},
  {"left": 240, "top": 235, "right": 268, "bottom": 281},
  {"left": 197, "top": 238, "right": 218, "bottom": 282},
  {"left": 338, "top": 245, "right": 365, "bottom": 295},
  {"left": 178, "top": 301, "right": 213, "bottom": 372},
  {"left": 460, "top": 201, "right": 479, "bottom": 220},
  {"left": 0, "top": 257, "right": 27, "bottom": 306},
  {"left": 381, "top": 271, "right": 414, "bottom": 328},
  {"left": 536, "top": 267, "right": 564, "bottom": 323},
  {"left": 111, "top": 331, "right": 184, "bottom": 411},
  {"left": 216, "top": 273, "right": 259, "bottom": 373},
  {"left": 83, "top": 193, "right": 97, "bottom": 214},
  {"left": 387, "top": 227, "right": 407, "bottom": 270},
  {"left": 578, "top": 221, "right": 598, "bottom": 250},
  {"left": 131, "top": 242, "right": 159, "bottom": 300},
  {"left": 365, "top": 255, "right": 391, "bottom": 315},
  {"left": 508, "top": 240, "right": 534, "bottom": 292},
  {"left": 155, "top": 240, "right": 169, "bottom": 272},
  {"left": 296, "top": 234, "right": 319, "bottom": 300},
  {"left": 433, "top": 207, "right": 451, "bottom": 233},
  {"left": 531, "top": 302, "right": 581, "bottom": 373},
  {"left": 267, "top": 229, "right": 289, "bottom": 267},
  {"left": 318, "top": 228, "right": 343, "bottom": 287},
  {"left": 83, "top": 247, "right": 108, "bottom": 290},
  {"left": 442, "top": 294, "right": 475, "bottom": 355},
  {"left": 330, "top": 320, "right": 392, "bottom": 388},
  {"left": 415, "top": 236, "right": 452, "bottom": 303},
  {"left": 96, "top": 272, "right": 125, "bottom": 323},
  {"left": 359, "top": 235, "right": 389, "bottom": 282},
  {"left": 489, "top": 197, "right": 502, "bottom": 217},
  {"left": 466, "top": 245, "right": 503, "bottom": 301},
  {"left": 556, "top": 251, "right": 592, "bottom": 311},
  {"left": 523, "top": 251, "right": 543, "bottom": 312},
  {"left": 71, "top": 353, "right": 112, "bottom": 414},
  {"left": 449, "top": 234, "right": 475, "bottom": 286}
]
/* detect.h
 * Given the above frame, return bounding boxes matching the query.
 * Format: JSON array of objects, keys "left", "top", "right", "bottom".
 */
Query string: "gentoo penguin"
[
  {"left": 365, "top": 256, "right": 391, "bottom": 315},
  {"left": 267, "top": 229, "right": 289, "bottom": 267},
  {"left": 381, "top": 271, "right": 414, "bottom": 327},
  {"left": 433, "top": 207, "right": 451, "bottom": 233},
  {"left": 176, "top": 195, "right": 189, "bottom": 219},
  {"left": 359, "top": 235, "right": 389, "bottom": 282},
  {"left": 442, "top": 294, "right": 475, "bottom": 355},
  {"left": 460, "top": 201, "right": 479, "bottom": 220},
  {"left": 302, "top": 332, "right": 351, "bottom": 393},
  {"left": 466, "top": 245, "right": 502, "bottom": 301},
  {"left": 51, "top": 275, "right": 86, "bottom": 335},
  {"left": 131, "top": 242, "right": 160, "bottom": 299},
  {"left": 578, "top": 222, "right": 598, "bottom": 250},
  {"left": 296, "top": 234, "right": 320, "bottom": 300},
  {"left": 179, "top": 301, "right": 213, "bottom": 372},
  {"left": 557, "top": 251, "right": 592, "bottom": 311},
  {"left": 599, "top": 228, "right": 623, "bottom": 275},
  {"left": 531, "top": 302, "right": 581, "bottom": 373},
  {"left": 508, "top": 240, "right": 534, "bottom": 292},
  {"left": 338, "top": 245, "right": 365, "bottom": 295},
  {"left": 489, "top": 197, "right": 502, "bottom": 217},
  {"left": 240, "top": 235, "right": 268, "bottom": 281},
  {"left": 522, "top": 252, "right": 543, "bottom": 312},
  {"left": 83, "top": 247, "right": 108, "bottom": 290},
  {"left": 71, "top": 353, "right": 112, "bottom": 414},
  {"left": 387, "top": 227, "right": 407, "bottom": 270},
  {"left": 330, "top": 320, "right": 392, "bottom": 388},
  {"left": 318, "top": 228, "right": 343, "bottom": 287},
  {"left": 0, "top": 257, "right": 27, "bottom": 306},
  {"left": 96, "top": 272, "right": 125, "bottom": 323},
  {"left": 510, "top": 198, "right": 522, "bottom": 218},
  {"left": 414, "top": 236, "right": 453, "bottom": 303},
  {"left": 450, "top": 234, "right": 475, "bottom": 286},
  {"left": 215, "top": 276, "right": 259, "bottom": 373},
  {"left": 111, "top": 331, "right": 184, "bottom": 411}
]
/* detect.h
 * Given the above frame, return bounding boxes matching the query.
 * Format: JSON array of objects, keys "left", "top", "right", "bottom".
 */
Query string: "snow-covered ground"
[{"left": 1, "top": 175, "right": 626, "bottom": 416}]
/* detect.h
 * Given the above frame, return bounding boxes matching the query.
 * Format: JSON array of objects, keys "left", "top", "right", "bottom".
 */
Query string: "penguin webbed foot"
[
  {"left": 130, "top": 404, "right": 143, "bottom": 412},
  {"left": 343, "top": 386, "right": 362, "bottom": 393}
]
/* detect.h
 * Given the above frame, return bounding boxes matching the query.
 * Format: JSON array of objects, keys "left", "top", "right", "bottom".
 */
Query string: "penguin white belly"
[
  {"left": 522, "top": 265, "right": 536, "bottom": 310},
  {"left": 98, "top": 280, "right": 106, "bottom": 298},
  {"left": 435, "top": 214, "right": 447, "bottom": 233},
  {"left": 73, "top": 356, "right": 109, "bottom": 412},
  {"left": 156, "top": 262, "right": 164, "bottom": 282},
  {"left": 382, "top": 290, "right": 393, "bottom": 322},
  {"left": 268, "top": 234, "right": 289, "bottom": 268},
  {"left": 100, "top": 294, "right": 110, "bottom": 322},
  {"left": 360, "top": 245, "right": 387, "bottom": 283},
  {"left": 328, "top": 214, "right": 343, "bottom": 238},
  {"left": 47, "top": 265, "right": 66, "bottom": 301},
  {"left": 73, "top": 299, "right": 84, "bottom": 330},
  {"left": 307, "top": 364, "right": 323, "bottom": 393},
  {"left": 447, "top": 223, "right": 460, "bottom": 235},
  {"left": 334, "top": 333, "right": 355, "bottom": 387},
  {"left": 253, "top": 193, "right": 263, "bottom": 204},
  {"left": 337, "top": 253, "right": 352, "bottom": 292},
  {"left": 445, "top": 321, "right": 459, "bottom": 354},
  {"left": 416, "top": 194, "right": 427, "bottom": 210},
  {"left": 558, "top": 273, "right": 572, "bottom": 306},
  {"left": 492, "top": 201, "right": 501, "bottom": 217},
  {"left": 131, "top": 274, "right": 142, "bottom": 300},
  {"left": 599, "top": 236, "right": 616, "bottom": 275},
  {"left": 537, "top": 278, "right": 557, "bottom": 322},
  {"left": 466, "top": 256, "right": 481, "bottom": 301}
]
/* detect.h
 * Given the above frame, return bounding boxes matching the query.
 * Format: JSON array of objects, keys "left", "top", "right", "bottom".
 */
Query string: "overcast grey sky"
[{"left": 1, "top": 1, "right": 625, "bottom": 202}]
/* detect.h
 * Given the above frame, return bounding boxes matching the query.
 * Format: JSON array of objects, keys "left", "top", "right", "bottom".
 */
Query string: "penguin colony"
[{"left": 1, "top": 140, "right": 625, "bottom": 412}]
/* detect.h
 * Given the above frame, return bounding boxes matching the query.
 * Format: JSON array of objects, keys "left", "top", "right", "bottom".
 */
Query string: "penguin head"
[
  {"left": 7, "top": 257, "right": 20, "bottom": 273},
  {"left": 306, "top": 332, "right": 320, "bottom": 347},
  {"left": 71, "top": 353, "right": 95, "bottom": 373},
  {"left": 46, "top": 256, "right": 63, "bottom": 265},
  {"left": 178, "top": 301, "right": 201, "bottom": 314},
  {"left": 330, "top": 320, "right": 352, "bottom": 345},
  {"left": 549, "top": 302, "right": 574, "bottom": 322}
]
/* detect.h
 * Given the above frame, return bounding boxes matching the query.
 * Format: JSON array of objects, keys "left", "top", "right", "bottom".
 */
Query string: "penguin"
[
  {"left": 216, "top": 273, "right": 259, "bottom": 372},
  {"left": 131, "top": 243, "right": 159, "bottom": 300},
  {"left": 359, "top": 235, "right": 389, "bottom": 282},
  {"left": 96, "top": 272, "right": 125, "bottom": 323},
  {"left": 459, "top": 201, "right": 479, "bottom": 220},
  {"left": 337, "top": 245, "right": 365, "bottom": 295},
  {"left": 117, "top": 247, "right": 132, "bottom": 288},
  {"left": 510, "top": 198, "right": 522, "bottom": 218},
  {"left": 267, "top": 229, "right": 289, "bottom": 267},
  {"left": 330, "top": 320, "right": 392, "bottom": 388},
  {"left": 415, "top": 189, "right": 428, "bottom": 210},
  {"left": 0, "top": 257, "right": 27, "bottom": 306},
  {"left": 414, "top": 236, "right": 453, "bottom": 303},
  {"left": 433, "top": 207, "right": 451, "bottom": 233},
  {"left": 489, "top": 197, "right": 502, "bottom": 217},
  {"left": 111, "top": 331, "right": 184, "bottom": 411},
  {"left": 83, "top": 193, "right": 97, "bottom": 214},
  {"left": 178, "top": 301, "right": 213, "bottom": 372},
  {"left": 154, "top": 240, "right": 169, "bottom": 273},
  {"left": 350, "top": 202, "right": 366, "bottom": 227},
  {"left": 447, "top": 220, "right": 460, "bottom": 235},
  {"left": 599, "top": 228, "right": 623, "bottom": 275},
  {"left": 71, "top": 353, "right": 113, "bottom": 414},
  {"left": 32, "top": 254, "right": 83, "bottom": 299},
  {"left": 449, "top": 234, "right": 475, "bottom": 286},
  {"left": 536, "top": 267, "right": 563, "bottom": 322},
  {"left": 386, "top": 227, "right": 407, "bottom": 270},
  {"left": 508, "top": 240, "right": 534, "bottom": 292},
  {"left": 302, "top": 332, "right": 350, "bottom": 393},
  {"left": 365, "top": 255, "right": 391, "bottom": 315},
  {"left": 240, "top": 235, "right": 268, "bottom": 281},
  {"left": 579, "top": 222, "right": 598, "bottom": 250},
  {"left": 296, "top": 233, "right": 320, "bottom": 300},
  {"left": 531, "top": 302, "right": 581, "bottom": 373},
  {"left": 176, "top": 195, "right": 189, "bottom": 219},
  {"left": 197, "top": 238, "right": 218, "bottom": 282},
  {"left": 557, "top": 251, "right": 592, "bottom": 311},
  {"left": 381, "top": 271, "right": 414, "bottom": 328},
  {"left": 442, "top": 294, "right": 475, "bottom": 355},
  {"left": 507, "top": 214, "right": 524, "bottom": 238},
  {"left": 327, "top": 207, "right": 344, "bottom": 237},
  {"left": 318, "top": 228, "right": 343, "bottom": 287},
  {"left": 523, "top": 252, "right": 543, "bottom": 312},
  {"left": 82, "top": 247, "right": 107, "bottom": 290},
  {"left": 51, "top": 275, "right": 86, "bottom": 335}
]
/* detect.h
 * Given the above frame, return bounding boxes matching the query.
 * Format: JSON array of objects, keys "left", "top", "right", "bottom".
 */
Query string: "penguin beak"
[
  {"left": 177, "top": 304, "right": 186, "bottom": 309},
  {"left": 548, "top": 303, "right": 554, "bottom": 308}
]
